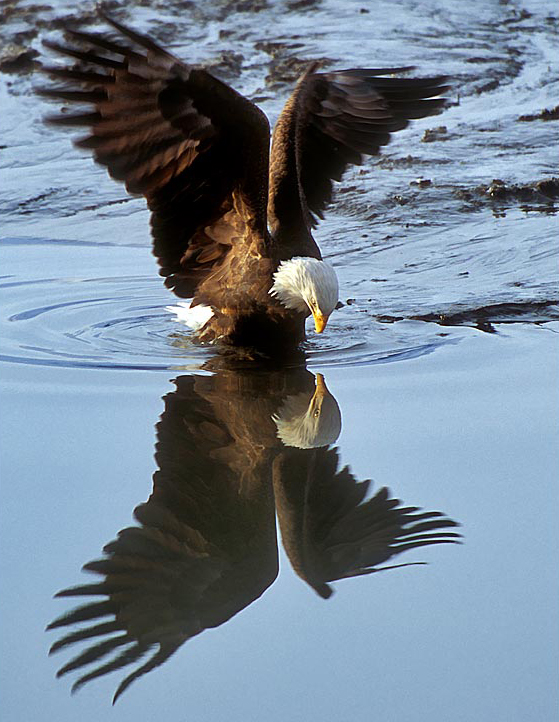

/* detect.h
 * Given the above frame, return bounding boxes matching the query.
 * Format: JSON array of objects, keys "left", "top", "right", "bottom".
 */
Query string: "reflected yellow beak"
[
  {"left": 315, "top": 372, "right": 327, "bottom": 394},
  {"left": 309, "top": 373, "right": 328, "bottom": 416},
  {"left": 313, "top": 312, "right": 329, "bottom": 334}
]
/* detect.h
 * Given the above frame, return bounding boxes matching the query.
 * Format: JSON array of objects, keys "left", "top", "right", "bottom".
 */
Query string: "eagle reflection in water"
[{"left": 48, "top": 362, "right": 460, "bottom": 702}]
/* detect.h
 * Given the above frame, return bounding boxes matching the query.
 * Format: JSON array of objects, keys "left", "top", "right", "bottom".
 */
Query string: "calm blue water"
[{"left": 1, "top": 327, "right": 558, "bottom": 720}]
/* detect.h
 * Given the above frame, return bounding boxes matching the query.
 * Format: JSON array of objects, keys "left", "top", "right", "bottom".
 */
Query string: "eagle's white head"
[{"left": 269, "top": 257, "right": 339, "bottom": 333}]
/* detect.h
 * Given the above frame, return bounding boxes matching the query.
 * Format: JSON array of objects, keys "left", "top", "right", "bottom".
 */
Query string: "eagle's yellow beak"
[{"left": 313, "top": 312, "right": 329, "bottom": 334}]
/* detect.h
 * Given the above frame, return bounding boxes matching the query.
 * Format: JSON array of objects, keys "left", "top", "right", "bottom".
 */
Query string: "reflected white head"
[
  {"left": 273, "top": 373, "right": 342, "bottom": 449},
  {"left": 269, "top": 257, "right": 339, "bottom": 333}
]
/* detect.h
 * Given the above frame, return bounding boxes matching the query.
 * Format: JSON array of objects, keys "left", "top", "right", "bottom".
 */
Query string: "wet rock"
[
  {"left": 421, "top": 126, "right": 448, "bottom": 143},
  {"left": 502, "top": 8, "right": 533, "bottom": 25},
  {"left": 0, "top": 2, "right": 53, "bottom": 25},
  {"left": 377, "top": 154, "right": 451, "bottom": 169},
  {"left": 255, "top": 40, "right": 291, "bottom": 56},
  {"left": 0, "top": 45, "right": 39, "bottom": 74},
  {"left": 484, "top": 178, "right": 559, "bottom": 201},
  {"left": 475, "top": 78, "right": 500, "bottom": 94},
  {"left": 287, "top": 0, "right": 321, "bottom": 9},
  {"left": 228, "top": 0, "right": 269, "bottom": 11},
  {"left": 377, "top": 301, "right": 559, "bottom": 329},
  {"left": 453, "top": 178, "right": 559, "bottom": 212},
  {"left": 467, "top": 56, "right": 503, "bottom": 64},
  {"left": 471, "top": 48, "right": 524, "bottom": 96},
  {"left": 452, "top": 189, "right": 482, "bottom": 206},
  {"left": 410, "top": 178, "right": 432, "bottom": 188},
  {"left": 265, "top": 53, "right": 330, "bottom": 88},
  {"left": 536, "top": 179, "right": 559, "bottom": 198},
  {"left": 207, "top": 52, "right": 245, "bottom": 81},
  {"left": 518, "top": 106, "right": 559, "bottom": 122},
  {"left": 484, "top": 179, "right": 507, "bottom": 198},
  {"left": 476, "top": 321, "right": 497, "bottom": 333}
]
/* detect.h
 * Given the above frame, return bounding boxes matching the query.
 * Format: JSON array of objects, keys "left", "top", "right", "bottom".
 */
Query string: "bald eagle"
[{"left": 41, "top": 13, "right": 447, "bottom": 352}]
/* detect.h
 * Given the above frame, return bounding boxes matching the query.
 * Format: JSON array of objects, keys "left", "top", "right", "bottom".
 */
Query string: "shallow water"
[{"left": 1, "top": 0, "right": 558, "bottom": 718}]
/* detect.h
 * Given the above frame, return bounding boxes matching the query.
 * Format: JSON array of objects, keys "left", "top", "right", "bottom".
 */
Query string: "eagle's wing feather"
[
  {"left": 268, "top": 66, "right": 447, "bottom": 248},
  {"left": 40, "top": 15, "right": 270, "bottom": 298}
]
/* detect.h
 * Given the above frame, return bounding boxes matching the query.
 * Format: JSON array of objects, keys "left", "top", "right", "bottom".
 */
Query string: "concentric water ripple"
[
  {"left": 0, "top": 273, "right": 213, "bottom": 370},
  {"left": 0, "top": 269, "right": 461, "bottom": 372}
]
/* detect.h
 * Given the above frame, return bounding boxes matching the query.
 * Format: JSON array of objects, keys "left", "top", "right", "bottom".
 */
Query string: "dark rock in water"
[
  {"left": 454, "top": 178, "right": 559, "bottom": 212},
  {"left": 484, "top": 178, "right": 559, "bottom": 201},
  {"left": 229, "top": 0, "right": 269, "bottom": 12},
  {"left": 206, "top": 51, "right": 245, "bottom": 81},
  {"left": 0, "top": 45, "right": 39, "bottom": 74},
  {"left": 475, "top": 78, "right": 500, "bottom": 94},
  {"left": 536, "top": 178, "right": 559, "bottom": 197},
  {"left": 287, "top": 0, "right": 321, "bottom": 9},
  {"left": 421, "top": 126, "right": 448, "bottom": 142},
  {"left": 518, "top": 105, "right": 559, "bottom": 122},
  {"left": 378, "top": 301, "right": 559, "bottom": 329},
  {"left": 264, "top": 51, "right": 331, "bottom": 88}
]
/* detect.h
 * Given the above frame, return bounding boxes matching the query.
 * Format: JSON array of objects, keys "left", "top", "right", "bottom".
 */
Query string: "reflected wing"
[
  {"left": 268, "top": 66, "right": 447, "bottom": 243},
  {"left": 273, "top": 447, "right": 460, "bottom": 598},
  {"left": 40, "top": 14, "right": 270, "bottom": 297},
  {"left": 48, "top": 375, "right": 278, "bottom": 703}
]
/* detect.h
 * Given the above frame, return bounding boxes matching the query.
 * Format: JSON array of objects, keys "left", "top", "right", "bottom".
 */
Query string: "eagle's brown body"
[{"left": 41, "top": 13, "right": 447, "bottom": 352}]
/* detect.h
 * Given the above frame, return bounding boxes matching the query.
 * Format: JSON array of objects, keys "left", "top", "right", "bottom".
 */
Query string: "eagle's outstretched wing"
[
  {"left": 40, "top": 14, "right": 270, "bottom": 298},
  {"left": 268, "top": 66, "right": 447, "bottom": 253}
]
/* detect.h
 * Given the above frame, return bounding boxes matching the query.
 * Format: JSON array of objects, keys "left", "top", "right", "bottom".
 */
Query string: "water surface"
[{"left": 1, "top": 0, "right": 558, "bottom": 719}]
